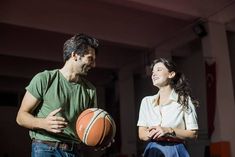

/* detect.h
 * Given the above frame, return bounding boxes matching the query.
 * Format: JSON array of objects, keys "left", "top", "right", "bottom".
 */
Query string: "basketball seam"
[
  {"left": 77, "top": 108, "right": 99, "bottom": 143},
  {"left": 83, "top": 109, "right": 104, "bottom": 145},
  {"left": 76, "top": 108, "right": 99, "bottom": 124},
  {"left": 96, "top": 112, "right": 108, "bottom": 146}
]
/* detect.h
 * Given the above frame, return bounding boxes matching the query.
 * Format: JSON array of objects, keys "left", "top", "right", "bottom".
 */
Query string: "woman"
[{"left": 137, "top": 58, "right": 199, "bottom": 157}]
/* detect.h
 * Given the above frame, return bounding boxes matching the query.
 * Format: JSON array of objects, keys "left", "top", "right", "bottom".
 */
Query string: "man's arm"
[{"left": 16, "top": 91, "right": 68, "bottom": 133}]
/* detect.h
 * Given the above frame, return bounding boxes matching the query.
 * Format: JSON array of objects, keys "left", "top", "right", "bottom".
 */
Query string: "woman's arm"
[
  {"left": 172, "top": 127, "right": 198, "bottom": 140},
  {"left": 147, "top": 125, "right": 198, "bottom": 140},
  {"left": 138, "top": 126, "right": 151, "bottom": 141}
]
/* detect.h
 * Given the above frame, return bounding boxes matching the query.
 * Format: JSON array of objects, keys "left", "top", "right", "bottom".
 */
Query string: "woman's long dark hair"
[{"left": 151, "top": 58, "right": 199, "bottom": 109}]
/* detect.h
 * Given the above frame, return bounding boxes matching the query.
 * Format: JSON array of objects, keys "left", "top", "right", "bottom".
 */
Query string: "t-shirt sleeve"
[
  {"left": 137, "top": 97, "right": 148, "bottom": 127},
  {"left": 92, "top": 90, "right": 98, "bottom": 108},
  {"left": 184, "top": 97, "right": 199, "bottom": 130},
  {"left": 26, "top": 72, "right": 47, "bottom": 100},
  {"left": 82, "top": 78, "right": 97, "bottom": 108}
]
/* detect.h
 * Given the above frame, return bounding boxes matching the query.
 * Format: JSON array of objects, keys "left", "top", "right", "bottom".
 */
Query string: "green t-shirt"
[{"left": 26, "top": 69, "right": 97, "bottom": 143}]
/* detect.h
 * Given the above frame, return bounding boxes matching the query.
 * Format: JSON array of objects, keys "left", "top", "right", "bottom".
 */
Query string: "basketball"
[{"left": 76, "top": 108, "right": 116, "bottom": 147}]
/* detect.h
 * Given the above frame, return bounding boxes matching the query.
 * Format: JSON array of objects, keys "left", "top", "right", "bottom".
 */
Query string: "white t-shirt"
[{"left": 137, "top": 90, "right": 198, "bottom": 130}]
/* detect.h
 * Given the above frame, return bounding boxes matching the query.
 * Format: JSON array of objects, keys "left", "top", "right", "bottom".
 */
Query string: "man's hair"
[{"left": 63, "top": 33, "right": 99, "bottom": 62}]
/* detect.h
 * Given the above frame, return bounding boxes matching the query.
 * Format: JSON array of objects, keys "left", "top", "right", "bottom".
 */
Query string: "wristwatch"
[{"left": 169, "top": 127, "right": 176, "bottom": 137}]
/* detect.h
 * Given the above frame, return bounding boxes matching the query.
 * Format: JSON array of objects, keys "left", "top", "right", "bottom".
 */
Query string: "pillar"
[{"left": 202, "top": 21, "right": 235, "bottom": 157}]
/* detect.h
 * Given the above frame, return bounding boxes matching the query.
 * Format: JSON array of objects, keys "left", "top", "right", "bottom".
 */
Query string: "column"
[
  {"left": 202, "top": 21, "right": 235, "bottom": 157},
  {"left": 118, "top": 66, "right": 137, "bottom": 157}
]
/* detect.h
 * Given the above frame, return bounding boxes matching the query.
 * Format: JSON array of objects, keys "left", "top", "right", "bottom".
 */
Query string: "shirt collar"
[
  {"left": 152, "top": 89, "right": 178, "bottom": 105},
  {"left": 169, "top": 89, "right": 178, "bottom": 102}
]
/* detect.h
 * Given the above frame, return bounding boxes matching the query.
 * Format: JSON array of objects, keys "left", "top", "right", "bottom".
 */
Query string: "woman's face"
[{"left": 152, "top": 62, "right": 174, "bottom": 88}]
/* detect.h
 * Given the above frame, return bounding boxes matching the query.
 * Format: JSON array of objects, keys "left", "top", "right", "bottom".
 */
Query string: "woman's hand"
[{"left": 148, "top": 125, "right": 170, "bottom": 140}]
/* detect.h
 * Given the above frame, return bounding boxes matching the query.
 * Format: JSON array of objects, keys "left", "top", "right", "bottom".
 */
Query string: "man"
[{"left": 16, "top": 33, "right": 99, "bottom": 157}]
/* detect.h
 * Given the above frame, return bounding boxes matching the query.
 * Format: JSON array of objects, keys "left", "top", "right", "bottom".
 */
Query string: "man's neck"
[{"left": 60, "top": 63, "right": 81, "bottom": 83}]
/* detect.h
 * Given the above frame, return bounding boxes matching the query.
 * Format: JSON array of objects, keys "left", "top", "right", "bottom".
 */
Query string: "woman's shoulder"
[
  {"left": 143, "top": 95, "right": 156, "bottom": 99},
  {"left": 141, "top": 94, "right": 158, "bottom": 103}
]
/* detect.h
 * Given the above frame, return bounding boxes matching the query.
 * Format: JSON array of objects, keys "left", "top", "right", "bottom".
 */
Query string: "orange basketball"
[{"left": 76, "top": 108, "right": 116, "bottom": 147}]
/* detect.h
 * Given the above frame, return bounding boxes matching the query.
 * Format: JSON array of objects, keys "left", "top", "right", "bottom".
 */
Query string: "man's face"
[{"left": 76, "top": 46, "right": 96, "bottom": 75}]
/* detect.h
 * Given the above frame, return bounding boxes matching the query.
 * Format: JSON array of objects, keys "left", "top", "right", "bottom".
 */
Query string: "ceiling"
[
  {"left": 1, "top": 0, "right": 235, "bottom": 84},
  {"left": 1, "top": 0, "right": 235, "bottom": 47}
]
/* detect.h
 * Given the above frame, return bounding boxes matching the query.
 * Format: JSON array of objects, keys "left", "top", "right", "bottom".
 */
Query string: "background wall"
[{"left": 1, "top": 0, "right": 235, "bottom": 156}]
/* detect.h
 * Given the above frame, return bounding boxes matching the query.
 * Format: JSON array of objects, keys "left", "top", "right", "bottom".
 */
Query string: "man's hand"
[
  {"left": 42, "top": 108, "right": 68, "bottom": 133},
  {"left": 94, "top": 139, "right": 115, "bottom": 151}
]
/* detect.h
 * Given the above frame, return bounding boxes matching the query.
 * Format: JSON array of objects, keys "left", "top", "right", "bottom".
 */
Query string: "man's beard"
[{"left": 80, "top": 65, "right": 91, "bottom": 75}]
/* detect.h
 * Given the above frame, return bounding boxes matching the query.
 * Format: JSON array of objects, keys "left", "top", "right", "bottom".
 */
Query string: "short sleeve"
[
  {"left": 26, "top": 72, "right": 47, "bottom": 100},
  {"left": 137, "top": 97, "right": 148, "bottom": 127},
  {"left": 184, "top": 97, "right": 199, "bottom": 130},
  {"left": 92, "top": 90, "right": 98, "bottom": 108},
  {"left": 82, "top": 78, "right": 97, "bottom": 108}
]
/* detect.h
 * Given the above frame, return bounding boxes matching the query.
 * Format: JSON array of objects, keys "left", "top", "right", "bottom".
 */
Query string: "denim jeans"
[
  {"left": 144, "top": 142, "right": 190, "bottom": 157},
  {"left": 32, "top": 142, "right": 80, "bottom": 157}
]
